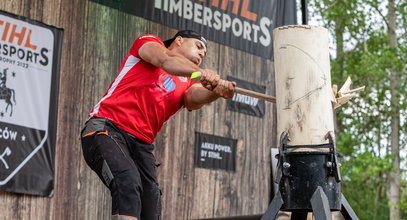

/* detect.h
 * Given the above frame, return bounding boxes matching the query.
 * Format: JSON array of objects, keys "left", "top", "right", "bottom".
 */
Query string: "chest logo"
[
  {"left": 158, "top": 74, "right": 176, "bottom": 92},
  {"left": 178, "top": 76, "right": 188, "bottom": 82}
]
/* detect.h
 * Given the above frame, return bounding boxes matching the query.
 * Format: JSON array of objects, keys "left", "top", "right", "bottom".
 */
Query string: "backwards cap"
[{"left": 164, "top": 30, "right": 208, "bottom": 49}]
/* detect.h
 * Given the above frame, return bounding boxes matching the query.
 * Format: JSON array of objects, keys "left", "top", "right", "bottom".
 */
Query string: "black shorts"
[{"left": 81, "top": 118, "right": 162, "bottom": 219}]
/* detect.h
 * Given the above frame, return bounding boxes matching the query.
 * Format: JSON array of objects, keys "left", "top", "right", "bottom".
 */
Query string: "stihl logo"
[
  {"left": 0, "top": 20, "right": 38, "bottom": 50},
  {"left": 0, "top": 17, "right": 50, "bottom": 66},
  {"left": 197, "top": 0, "right": 257, "bottom": 21}
]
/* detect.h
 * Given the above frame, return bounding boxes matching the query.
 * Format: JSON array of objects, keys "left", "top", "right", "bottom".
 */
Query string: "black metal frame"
[
  {"left": 301, "top": 0, "right": 308, "bottom": 25},
  {"left": 262, "top": 132, "right": 358, "bottom": 220}
]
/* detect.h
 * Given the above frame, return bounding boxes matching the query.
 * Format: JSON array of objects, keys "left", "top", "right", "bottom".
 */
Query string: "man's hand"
[
  {"left": 184, "top": 80, "right": 237, "bottom": 110},
  {"left": 212, "top": 80, "right": 236, "bottom": 99},
  {"left": 199, "top": 69, "right": 220, "bottom": 90}
]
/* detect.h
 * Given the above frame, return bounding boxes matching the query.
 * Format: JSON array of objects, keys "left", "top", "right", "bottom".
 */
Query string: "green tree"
[{"left": 309, "top": 0, "right": 406, "bottom": 219}]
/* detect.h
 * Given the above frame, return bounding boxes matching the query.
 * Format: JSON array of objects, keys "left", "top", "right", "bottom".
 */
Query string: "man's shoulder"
[
  {"left": 130, "top": 34, "right": 164, "bottom": 57},
  {"left": 136, "top": 34, "right": 163, "bottom": 43}
]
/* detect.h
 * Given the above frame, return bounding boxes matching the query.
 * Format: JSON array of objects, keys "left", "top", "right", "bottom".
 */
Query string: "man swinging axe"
[{"left": 80, "top": 30, "right": 236, "bottom": 220}]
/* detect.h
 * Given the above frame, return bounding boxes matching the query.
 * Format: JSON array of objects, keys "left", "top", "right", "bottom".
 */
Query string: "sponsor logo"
[
  {"left": 178, "top": 76, "right": 188, "bottom": 82},
  {"left": 154, "top": 0, "right": 272, "bottom": 47},
  {"left": 0, "top": 13, "right": 53, "bottom": 186},
  {"left": 0, "top": 68, "right": 16, "bottom": 117},
  {"left": 232, "top": 93, "right": 259, "bottom": 106},
  {"left": 0, "top": 19, "right": 50, "bottom": 66}
]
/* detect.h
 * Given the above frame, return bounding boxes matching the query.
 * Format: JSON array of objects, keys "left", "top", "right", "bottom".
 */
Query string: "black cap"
[{"left": 164, "top": 30, "right": 208, "bottom": 49}]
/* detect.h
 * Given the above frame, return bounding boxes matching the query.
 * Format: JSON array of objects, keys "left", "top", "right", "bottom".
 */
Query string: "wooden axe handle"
[
  {"left": 234, "top": 87, "right": 276, "bottom": 103},
  {"left": 190, "top": 72, "right": 276, "bottom": 103}
]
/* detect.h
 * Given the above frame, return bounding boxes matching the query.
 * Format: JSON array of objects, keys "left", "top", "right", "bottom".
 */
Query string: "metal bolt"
[
  {"left": 283, "top": 162, "right": 291, "bottom": 168},
  {"left": 326, "top": 161, "right": 333, "bottom": 168}
]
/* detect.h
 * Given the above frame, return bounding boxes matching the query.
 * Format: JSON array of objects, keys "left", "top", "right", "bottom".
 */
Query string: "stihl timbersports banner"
[
  {"left": 0, "top": 10, "right": 63, "bottom": 196},
  {"left": 90, "top": 0, "right": 296, "bottom": 59}
]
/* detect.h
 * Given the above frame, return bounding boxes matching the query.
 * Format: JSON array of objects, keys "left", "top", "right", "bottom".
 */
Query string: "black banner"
[
  {"left": 89, "top": 0, "right": 297, "bottom": 59},
  {"left": 195, "top": 132, "right": 237, "bottom": 172},
  {"left": 0, "top": 10, "right": 63, "bottom": 196},
  {"left": 227, "top": 76, "right": 266, "bottom": 117}
]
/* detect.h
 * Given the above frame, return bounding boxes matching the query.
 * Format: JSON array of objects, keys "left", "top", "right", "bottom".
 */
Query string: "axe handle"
[
  {"left": 234, "top": 87, "right": 276, "bottom": 103},
  {"left": 190, "top": 72, "right": 276, "bottom": 103}
]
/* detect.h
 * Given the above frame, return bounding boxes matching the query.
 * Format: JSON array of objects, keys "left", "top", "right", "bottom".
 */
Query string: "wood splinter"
[{"left": 332, "top": 76, "right": 365, "bottom": 109}]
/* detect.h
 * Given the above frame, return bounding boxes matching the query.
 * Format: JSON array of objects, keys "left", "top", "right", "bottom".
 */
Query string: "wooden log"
[{"left": 273, "top": 25, "right": 335, "bottom": 152}]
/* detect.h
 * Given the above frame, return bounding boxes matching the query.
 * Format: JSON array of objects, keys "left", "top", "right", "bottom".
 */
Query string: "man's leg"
[
  {"left": 81, "top": 123, "right": 143, "bottom": 219},
  {"left": 129, "top": 139, "right": 162, "bottom": 220}
]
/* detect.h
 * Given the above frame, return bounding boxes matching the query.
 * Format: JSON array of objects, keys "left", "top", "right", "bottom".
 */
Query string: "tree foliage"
[{"left": 309, "top": 0, "right": 406, "bottom": 219}]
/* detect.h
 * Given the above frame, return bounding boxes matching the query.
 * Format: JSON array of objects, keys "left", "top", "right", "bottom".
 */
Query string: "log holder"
[{"left": 261, "top": 132, "right": 358, "bottom": 220}]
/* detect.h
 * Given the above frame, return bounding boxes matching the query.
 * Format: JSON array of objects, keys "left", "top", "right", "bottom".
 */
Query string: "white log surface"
[{"left": 273, "top": 25, "right": 335, "bottom": 152}]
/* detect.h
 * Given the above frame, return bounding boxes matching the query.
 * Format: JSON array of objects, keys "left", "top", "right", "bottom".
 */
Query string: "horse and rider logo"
[{"left": 0, "top": 68, "right": 16, "bottom": 117}]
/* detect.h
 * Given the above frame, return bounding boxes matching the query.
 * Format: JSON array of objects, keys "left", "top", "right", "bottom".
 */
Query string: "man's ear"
[{"left": 174, "top": 36, "right": 184, "bottom": 46}]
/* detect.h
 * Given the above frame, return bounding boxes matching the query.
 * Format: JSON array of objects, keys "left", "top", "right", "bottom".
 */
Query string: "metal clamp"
[
  {"left": 275, "top": 131, "right": 290, "bottom": 184},
  {"left": 326, "top": 131, "right": 342, "bottom": 182}
]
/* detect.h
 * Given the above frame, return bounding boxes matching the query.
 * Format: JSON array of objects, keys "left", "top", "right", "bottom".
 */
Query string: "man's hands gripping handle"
[
  {"left": 191, "top": 71, "right": 277, "bottom": 103},
  {"left": 191, "top": 71, "right": 236, "bottom": 99}
]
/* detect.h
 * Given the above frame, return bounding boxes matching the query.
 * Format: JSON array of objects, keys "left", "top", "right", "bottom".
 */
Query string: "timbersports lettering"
[
  {"left": 154, "top": 0, "right": 272, "bottom": 47},
  {"left": 0, "top": 19, "right": 49, "bottom": 66}
]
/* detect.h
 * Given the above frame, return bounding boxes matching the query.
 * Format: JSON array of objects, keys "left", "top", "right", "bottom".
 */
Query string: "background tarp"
[
  {"left": 0, "top": 10, "right": 63, "bottom": 197},
  {"left": 90, "top": 0, "right": 297, "bottom": 59}
]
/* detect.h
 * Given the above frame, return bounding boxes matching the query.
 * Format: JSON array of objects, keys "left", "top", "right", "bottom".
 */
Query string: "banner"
[
  {"left": 227, "top": 76, "right": 266, "bottom": 117},
  {"left": 195, "top": 132, "right": 237, "bottom": 172},
  {"left": 90, "top": 0, "right": 297, "bottom": 59},
  {"left": 0, "top": 10, "right": 63, "bottom": 196}
]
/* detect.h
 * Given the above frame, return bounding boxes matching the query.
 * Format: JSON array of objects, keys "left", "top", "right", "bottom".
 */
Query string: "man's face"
[{"left": 176, "top": 37, "right": 207, "bottom": 66}]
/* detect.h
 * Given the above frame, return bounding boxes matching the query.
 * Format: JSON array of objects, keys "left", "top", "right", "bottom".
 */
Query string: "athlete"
[{"left": 80, "top": 30, "right": 236, "bottom": 220}]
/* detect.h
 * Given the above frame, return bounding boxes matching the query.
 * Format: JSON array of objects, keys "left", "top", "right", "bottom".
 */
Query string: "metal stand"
[
  {"left": 261, "top": 132, "right": 358, "bottom": 220},
  {"left": 262, "top": 191, "right": 358, "bottom": 220}
]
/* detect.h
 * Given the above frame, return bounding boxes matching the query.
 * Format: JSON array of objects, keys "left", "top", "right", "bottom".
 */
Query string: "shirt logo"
[
  {"left": 158, "top": 74, "right": 176, "bottom": 92},
  {"left": 178, "top": 76, "right": 188, "bottom": 82},
  {"left": 163, "top": 76, "right": 176, "bottom": 92}
]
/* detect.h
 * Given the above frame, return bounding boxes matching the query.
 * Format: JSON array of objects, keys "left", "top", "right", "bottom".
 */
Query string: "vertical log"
[{"left": 273, "top": 25, "right": 334, "bottom": 151}]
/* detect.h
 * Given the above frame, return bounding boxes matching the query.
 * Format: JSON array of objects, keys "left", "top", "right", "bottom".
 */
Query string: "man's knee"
[
  {"left": 112, "top": 168, "right": 143, "bottom": 196},
  {"left": 110, "top": 169, "right": 143, "bottom": 217},
  {"left": 140, "top": 182, "right": 162, "bottom": 219}
]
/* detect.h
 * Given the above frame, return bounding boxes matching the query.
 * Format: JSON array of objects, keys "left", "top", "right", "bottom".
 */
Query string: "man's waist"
[{"left": 88, "top": 116, "right": 154, "bottom": 144}]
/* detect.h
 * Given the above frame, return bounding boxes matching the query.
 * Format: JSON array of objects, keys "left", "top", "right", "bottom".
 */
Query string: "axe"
[{"left": 191, "top": 72, "right": 276, "bottom": 103}]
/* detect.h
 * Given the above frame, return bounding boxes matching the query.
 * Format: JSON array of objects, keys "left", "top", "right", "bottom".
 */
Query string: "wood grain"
[{"left": 273, "top": 25, "right": 335, "bottom": 152}]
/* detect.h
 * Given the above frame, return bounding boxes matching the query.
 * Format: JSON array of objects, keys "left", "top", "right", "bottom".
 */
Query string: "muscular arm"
[
  {"left": 184, "top": 80, "right": 236, "bottom": 110},
  {"left": 138, "top": 41, "right": 200, "bottom": 77},
  {"left": 138, "top": 39, "right": 236, "bottom": 108},
  {"left": 184, "top": 84, "right": 220, "bottom": 110}
]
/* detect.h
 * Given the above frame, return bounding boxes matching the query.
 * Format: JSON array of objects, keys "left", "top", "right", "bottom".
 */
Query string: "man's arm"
[
  {"left": 184, "top": 80, "right": 236, "bottom": 110},
  {"left": 138, "top": 41, "right": 199, "bottom": 76},
  {"left": 138, "top": 41, "right": 219, "bottom": 89},
  {"left": 138, "top": 40, "right": 236, "bottom": 104}
]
